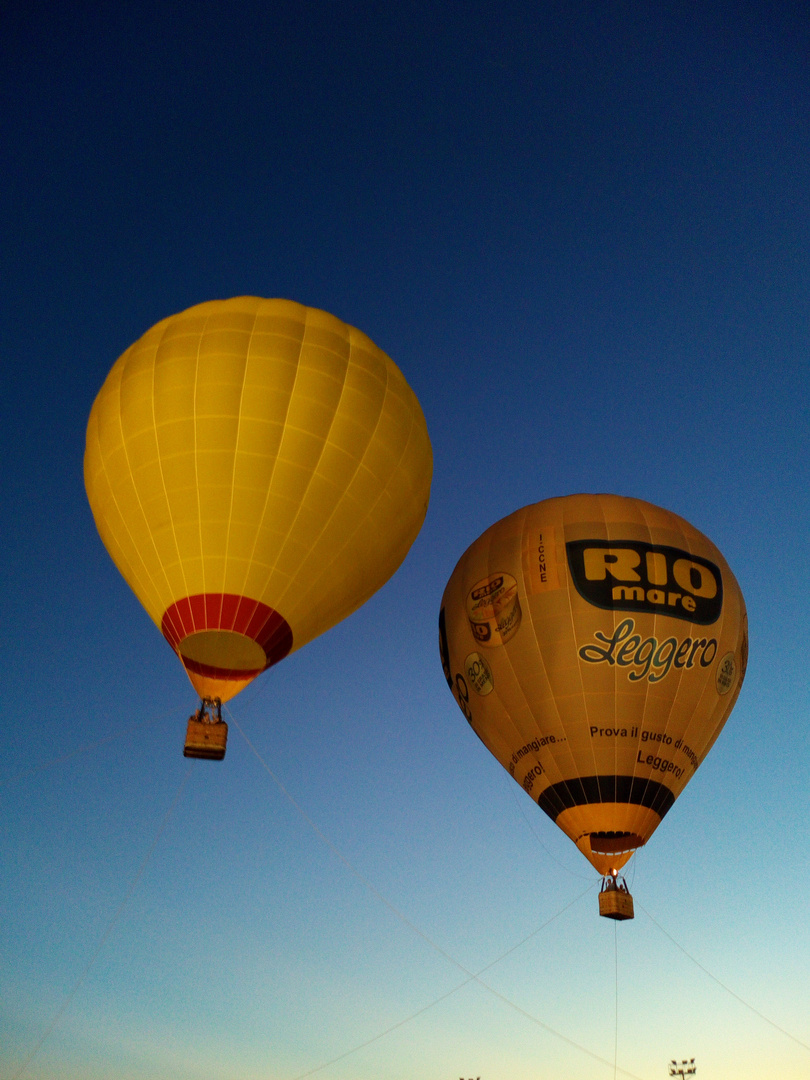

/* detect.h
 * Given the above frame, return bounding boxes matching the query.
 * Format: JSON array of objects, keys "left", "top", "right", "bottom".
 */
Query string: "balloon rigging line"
[
  {"left": 230, "top": 711, "right": 647, "bottom": 1080},
  {"left": 613, "top": 922, "right": 619, "bottom": 1080},
  {"left": 11, "top": 761, "right": 195, "bottom": 1080},
  {"left": 0, "top": 705, "right": 184, "bottom": 786},
  {"left": 638, "top": 902, "right": 810, "bottom": 1053},
  {"left": 428, "top": 968, "right": 648, "bottom": 1080},
  {"left": 506, "top": 772, "right": 592, "bottom": 880},
  {"left": 229, "top": 710, "right": 466, "bottom": 965},
  {"left": 288, "top": 884, "right": 596, "bottom": 1080}
]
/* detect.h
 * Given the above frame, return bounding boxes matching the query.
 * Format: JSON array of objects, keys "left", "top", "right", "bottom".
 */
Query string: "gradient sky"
[{"left": 2, "top": 3, "right": 809, "bottom": 1079}]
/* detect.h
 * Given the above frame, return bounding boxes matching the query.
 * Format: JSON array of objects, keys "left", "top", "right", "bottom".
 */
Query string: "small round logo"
[
  {"left": 716, "top": 652, "right": 737, "bottom": 695},
  {"left": 465, "top": 651, "right": 494, "bottom": 695}
]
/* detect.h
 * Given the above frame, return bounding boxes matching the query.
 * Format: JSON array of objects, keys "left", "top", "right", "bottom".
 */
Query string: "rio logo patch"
[{"left": 566, "top": 540, "right": 723, "bottom": 625}]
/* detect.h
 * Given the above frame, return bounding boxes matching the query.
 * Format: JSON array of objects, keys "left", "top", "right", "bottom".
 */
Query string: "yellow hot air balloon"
[
  {"left": 85, "top": 297, "right": 432, "bottom": 756},
  {"left": 439, "top": 494, "right": 747, "bottom": 917}
]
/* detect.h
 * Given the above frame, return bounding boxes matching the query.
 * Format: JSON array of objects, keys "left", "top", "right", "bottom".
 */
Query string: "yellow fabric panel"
[
  {"left": 440, "top": 494, "right": 747, "bottom": 874},
  {"left": 85, "top": 297, "right": 432, "bottom": 700}
]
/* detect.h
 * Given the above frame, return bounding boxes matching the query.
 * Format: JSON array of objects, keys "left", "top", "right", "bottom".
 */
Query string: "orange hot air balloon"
[
  {"left": 85, "top": 298, "right": 432, "bottom": 753},
  {"left": 439, "top": 494, "right": 747, "bottom": 914}
]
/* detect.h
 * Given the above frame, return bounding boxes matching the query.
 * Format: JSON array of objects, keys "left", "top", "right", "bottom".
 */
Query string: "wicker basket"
[{"left": 184, "top": 718, "right": 228, "bottom": 760}]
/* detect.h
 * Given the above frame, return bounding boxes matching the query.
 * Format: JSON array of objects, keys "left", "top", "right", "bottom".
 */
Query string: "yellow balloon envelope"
[
  {"left": 439, "top": 494, "right": 747, "bottom": 874},
  {"left": 85, "top": 297, "right": 432, "bottom": 703}
]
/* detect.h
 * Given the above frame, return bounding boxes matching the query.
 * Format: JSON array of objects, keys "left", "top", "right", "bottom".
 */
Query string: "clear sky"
[{"left": 2, "top": 2, "right": 809, "bottom": 1079}]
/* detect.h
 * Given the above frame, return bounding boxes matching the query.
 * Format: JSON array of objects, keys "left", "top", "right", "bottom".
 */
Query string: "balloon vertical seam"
[
  {"left": 218, "top": 303, "right": 260, "bottom": 637},
  {"left": 255, "top": 304, "right": 355, "bottom": 617},
  {"left": 150, "top": 315, "right": 196, "bottom": 660}
]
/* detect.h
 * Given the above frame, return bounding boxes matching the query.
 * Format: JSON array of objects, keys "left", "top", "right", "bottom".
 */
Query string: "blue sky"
[{"left": 2, "top": 2, "right": 809, "bottom": 1078}]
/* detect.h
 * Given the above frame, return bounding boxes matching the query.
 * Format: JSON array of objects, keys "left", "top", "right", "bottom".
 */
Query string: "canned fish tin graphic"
[{"left": 466, "top": 573, "right": 522, "bottom": 646}]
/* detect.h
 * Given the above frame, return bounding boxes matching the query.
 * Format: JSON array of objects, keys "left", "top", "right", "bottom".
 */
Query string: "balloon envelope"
[
  {"left": 86, "top": 297, "right": 432, "bottom": 702},
  {"left": 439, "top": 494, "right": 747, "bottom": 874}
]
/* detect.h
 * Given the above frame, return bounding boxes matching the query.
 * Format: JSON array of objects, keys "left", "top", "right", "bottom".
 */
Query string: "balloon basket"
[
  {"left": 598, "top": 876, "right": 634, "bottom": 921},
  {"left": 183, "top": 699, "right": 227, "bottom": 760}
]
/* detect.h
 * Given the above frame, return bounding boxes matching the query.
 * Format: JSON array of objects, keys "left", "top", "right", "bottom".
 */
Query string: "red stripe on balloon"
[{"left": 160, "top": 593, "right": 293, "bottom": 678}]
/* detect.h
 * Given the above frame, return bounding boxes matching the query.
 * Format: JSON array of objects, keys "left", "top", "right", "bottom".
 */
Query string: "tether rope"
[
  {"left": 0, "top": 706, "right": 183, "bottom": 786},
  {"left": 230, "top": 709, "right": 647, "bottom": 1080},
  {"left": 614, "top": 921, "right": 619, "bottom": 1080},
  {"left": 506, "top": 771, "right": 592, "bottom": 879},
  {"left": 638, "top": 902, "right": 810, "bottom": 1053},
  {"left": 11, "top": 760, "right": 195, "bottom": 1080}
]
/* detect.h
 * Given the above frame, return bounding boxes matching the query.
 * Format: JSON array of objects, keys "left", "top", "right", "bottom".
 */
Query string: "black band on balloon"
[{"left": 536, "top": 776, "right": 676, "bottom": 821}]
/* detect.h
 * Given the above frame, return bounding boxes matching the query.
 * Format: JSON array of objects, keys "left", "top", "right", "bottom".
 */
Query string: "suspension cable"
[
  {"left": 12, "top": 761, "right": 195, "bottom": 1079},
  {"left": 1, "top": 705, "right": 183, "bottom": 787},
  {"left": 614, "top": 921, "right": 619, "bottom": 1080},
  {"left": 638, "top": 902, "right": 810, "bottom": 1053},
  {"left": 229, "top": 708, "right": 647, "bottom": 1080}
]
